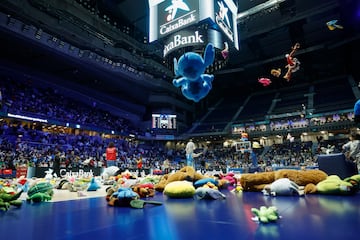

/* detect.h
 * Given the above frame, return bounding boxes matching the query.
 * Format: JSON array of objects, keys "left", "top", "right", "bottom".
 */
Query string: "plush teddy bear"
[
  {"left": 132, "top": 183, "right": 155, "bottom": 198},
  {"left": 240, "top": 169, "right": 328, "bottom": 192},
  {"left": 154, "top": 166, "right": 206, "bottom": 192}
]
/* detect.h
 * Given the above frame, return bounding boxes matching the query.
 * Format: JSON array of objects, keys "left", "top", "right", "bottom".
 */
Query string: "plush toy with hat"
[{"left": 240, "top": 169, "right": 328, "bottom": 192}]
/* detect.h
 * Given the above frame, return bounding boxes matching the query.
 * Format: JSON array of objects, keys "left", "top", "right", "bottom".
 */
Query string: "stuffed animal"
[
  {"left": 194, "top": 187, "right": 226, "bottom": 200},
  {"left": 87, "top": 177, "right": 101, "bottom": 191},
  {"left": 263, "top": 178, "right": 303, "bottom": 196},
  {"left": 240, "top": 169, "right": 328, "bottom": 192},
  {"left": 27, "top": 182, "right": 54, "bottom": 199},
  {"left": 251, "top": 206, "right": 280, "bottom": 223},
  {"left": 155, "top": 166, "right": 206, "bottom": 192},
  {"left": 0, "top": 190, "right": 23, "bottom": 211},
  {"left": 101, "top": 166, "right": 121, "bottom": 180},
  {"left": 107, "top": 187, "right": 139, "bottom": 207},
  {"left": 132, "top": 183, "right": 155, "bottom": 198},
  {"left": 304, "top": 175, "right": 359, "bottom": 195},
  {"left": 163, "top": 181, "right": 196, "bottom": 198},
  {"left": 172, "top": 43, "right": 215, "bottom": 102},
  {"left": 27, "top": 192, "right": 52, "bottom": 203},
  {"left": 344, "top": 174, "right": 360, "bottom": 191}
]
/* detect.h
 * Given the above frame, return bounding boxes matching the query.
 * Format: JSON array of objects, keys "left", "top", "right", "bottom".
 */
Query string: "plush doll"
[
  {"left": 240, "top": 169, "right": 328, "bottom": 192},
  {"left": 251, "top": 206, "right": 280, "bottom": 223},
  {"left": 283, "top": 43, "right": 300, "bottom": 81},
  {"left": 305, "top": 175, "right": 359, "bottom": 195},
  {"left": 172, "top": 43, "right": 215, "bottom": 102},
  {"left": 262, "top": 178, "right": 303, "bottom": 196}
]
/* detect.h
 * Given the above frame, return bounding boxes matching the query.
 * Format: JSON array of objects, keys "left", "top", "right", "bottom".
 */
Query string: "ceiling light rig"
[{"left": 237, "top": 0, "right": 286, "bottom": 24}]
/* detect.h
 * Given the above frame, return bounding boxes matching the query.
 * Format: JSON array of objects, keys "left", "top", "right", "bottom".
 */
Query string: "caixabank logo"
[
  {"left": 159, "top": 0, "right": 199, "bottom": 37},
  {"left": 215, "top": 0, "right": 233, "bottom": 42},
  {"left": 164, "top": 0, "right": 190, "bottom": 21}
]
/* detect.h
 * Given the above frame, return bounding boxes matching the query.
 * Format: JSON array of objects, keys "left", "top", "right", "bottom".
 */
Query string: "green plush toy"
[
  {"left": 344, "top": 174, "right": 360, "bottom": 191},
  {"left": 316, "top": 175, "right": 356, "bottom": 195},
  {"left": 251, "top": 206, "right": 280, "bottom": 223},
  {"left": 0, "top": 190, "right": 23, "bottom": 211},
  {"left": 27, "top": 192, "right": 52, "bottom": 203}
]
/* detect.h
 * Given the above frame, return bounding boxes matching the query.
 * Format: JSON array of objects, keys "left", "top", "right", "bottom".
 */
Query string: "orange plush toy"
[{"left": 240, "top": 169, "right": 328, "bottom": 192}]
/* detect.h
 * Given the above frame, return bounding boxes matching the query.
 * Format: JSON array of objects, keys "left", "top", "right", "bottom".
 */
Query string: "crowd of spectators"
[
  {"left": 0, "top": 76, "right": 136, "bottom": 135},
  {"left": 0, "top": 75, "right": 356, "bottom": 176}
]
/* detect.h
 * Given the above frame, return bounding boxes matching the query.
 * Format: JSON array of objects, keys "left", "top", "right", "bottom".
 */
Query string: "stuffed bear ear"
[{"left": 203, "top": 43, "right": 215, "bottom": 67}]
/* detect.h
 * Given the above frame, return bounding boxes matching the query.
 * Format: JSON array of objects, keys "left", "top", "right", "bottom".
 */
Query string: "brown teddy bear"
[
  {"left": 240, "top": 169, "right": 328, "bottom": 192},
  {"left": 155, "top": 166, "right": 206, "bottom": 192}
]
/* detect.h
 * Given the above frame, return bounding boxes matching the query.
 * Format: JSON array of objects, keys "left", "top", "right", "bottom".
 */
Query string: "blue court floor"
[{"left": 1, "top": 190, "right": 359, "bottom": 240}]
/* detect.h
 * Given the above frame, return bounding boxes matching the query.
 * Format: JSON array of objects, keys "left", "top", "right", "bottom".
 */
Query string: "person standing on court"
[{"left": 106, "top": 142, "right": 117, "bottom": 167}]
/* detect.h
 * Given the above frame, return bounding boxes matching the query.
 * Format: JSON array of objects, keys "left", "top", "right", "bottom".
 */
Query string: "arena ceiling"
[{"left": 0, "top": 0, "right": 359, "bottom": 121}]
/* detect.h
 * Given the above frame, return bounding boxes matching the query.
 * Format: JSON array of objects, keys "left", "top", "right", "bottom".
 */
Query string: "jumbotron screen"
[{"left": 151, "top": 113, "right": 177, "bottom": 129}]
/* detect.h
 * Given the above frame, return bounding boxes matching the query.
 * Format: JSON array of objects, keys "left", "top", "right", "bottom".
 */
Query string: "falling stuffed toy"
[
  {"left": 283, "top": 43, "right": 300, "bottom": 81},
  {"left": 353, "top": 99, "right": 360, "bottom": 123},
  {"left": 173, "top": 43, "right": 215, "bottom": 102}
]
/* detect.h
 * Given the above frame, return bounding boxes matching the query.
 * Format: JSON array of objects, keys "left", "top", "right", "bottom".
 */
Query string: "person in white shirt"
[
  {"left": 342, "top": 133, "right": 360, "bottom": 163},
  {"left": 185, "top": 139, "right": 202, "bottom": 168}
]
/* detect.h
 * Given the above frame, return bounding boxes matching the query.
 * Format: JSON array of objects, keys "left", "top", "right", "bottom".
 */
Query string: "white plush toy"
[
  {"left": 263, "top": 178, "right": 304, "bottom": 196},
  {"left": 44, "top": 168, "right": 55, "bottom": 180},
  {"left": 101, "top": 166, "right": 120, "bottom": 180}
]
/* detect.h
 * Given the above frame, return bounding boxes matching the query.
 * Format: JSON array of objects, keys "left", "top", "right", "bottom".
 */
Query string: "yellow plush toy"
[
  {"left": 155, "top": 166, "right": 206, "bottom": 192},
  {"left": 240, "top": 169, "right": 328, "bottom": 192}
]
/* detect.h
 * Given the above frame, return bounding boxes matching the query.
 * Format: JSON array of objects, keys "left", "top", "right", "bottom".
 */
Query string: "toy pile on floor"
[{"left": 1, "top": 166, "right": 360, "bottom": 225}]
